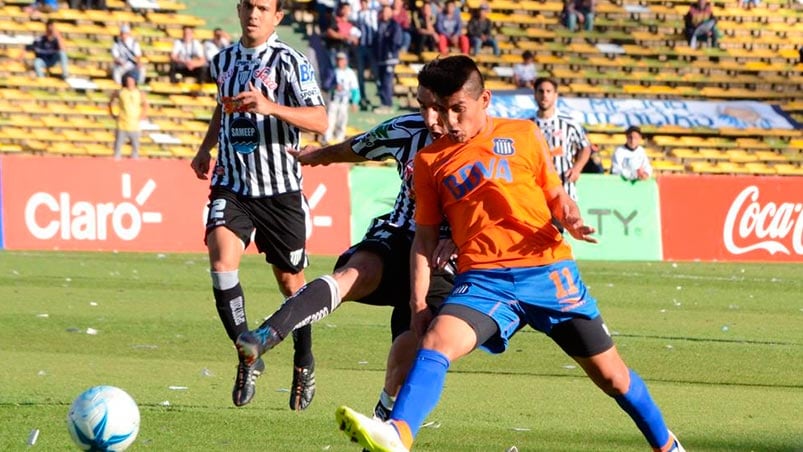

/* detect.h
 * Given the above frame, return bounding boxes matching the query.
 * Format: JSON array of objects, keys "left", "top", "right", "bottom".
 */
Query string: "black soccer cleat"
[
  {"left": 289, "top": 361, "right": 316, "bottom": 411},
  {"left": 232, "top": 357, "right": 265, "bottom": 407}
]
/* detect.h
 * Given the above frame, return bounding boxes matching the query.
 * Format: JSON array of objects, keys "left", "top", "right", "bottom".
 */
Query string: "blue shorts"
[{"left": 444, "top": 260, "right": 601, "bottom": 354}]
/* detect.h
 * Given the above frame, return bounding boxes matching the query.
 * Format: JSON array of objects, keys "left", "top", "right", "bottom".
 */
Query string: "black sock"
[
  {"left": 292, "top": 325, "right": 314, "bottom": 368},
  {"left": 214, "top": 285, "right": 248, "bottom": 343},
  {"left": 261, "top": 276, "right": 340, "bottom": 339}
]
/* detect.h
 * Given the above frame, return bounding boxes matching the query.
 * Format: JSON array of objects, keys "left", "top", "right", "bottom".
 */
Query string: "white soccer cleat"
[
  {"left": 668, "top": 430, "right": 686, "bottom": 452},
  {"left": 336, "top": 406, "right": 409, "bottom": 452}
]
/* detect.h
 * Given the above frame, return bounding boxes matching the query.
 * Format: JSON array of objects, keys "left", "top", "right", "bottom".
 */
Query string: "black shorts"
[
  {"left": 205, "top": 187, "right": 309, "bottom": 273},
  {"left": 335, "top": 216, "right": 455, "bottom": 339}
]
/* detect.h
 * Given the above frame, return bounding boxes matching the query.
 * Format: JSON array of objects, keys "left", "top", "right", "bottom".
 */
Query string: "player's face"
[
  {"left": 238, "top": 0, "right": 284, "bottom": 48},
  {"left": 534, "top": 81, "right": 557, "bottom": 111},
  {"left": 436, "top": 86, "right": 490, "bottom": 143},
  {"left": 417, "top": 86, "right": 444, "bottom": 140}
]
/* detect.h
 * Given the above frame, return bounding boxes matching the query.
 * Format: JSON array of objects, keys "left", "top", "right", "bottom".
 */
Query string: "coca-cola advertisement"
[{"left": 659, "top": 175, "right": 803, "bottom": 262}]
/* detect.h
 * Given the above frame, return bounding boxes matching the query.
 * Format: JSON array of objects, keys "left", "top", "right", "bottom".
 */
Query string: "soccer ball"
[{"left": 66, "top": 385, "right": 140, "bottom": 451}]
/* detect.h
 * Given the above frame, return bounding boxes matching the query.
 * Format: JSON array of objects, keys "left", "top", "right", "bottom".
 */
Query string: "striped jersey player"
[
  {"left": 190, "top": 0, "right": 327, "bottom": 411},
  {"left": 532, "top": 77, "right": 592, "bottom": 201}
]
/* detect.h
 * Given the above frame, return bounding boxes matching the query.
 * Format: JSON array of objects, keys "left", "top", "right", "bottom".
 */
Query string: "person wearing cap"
[
  {"left": 324, "top": 52, "right": 360, "bottom": 144},
  {"left": 611, "top": 126, "right": 653, "bottom": 181},
  {"left": 111, "top": 24, "right": 146, "bottom": 85},
  {"left": 466, "top": 3, "right": 499, "bottom": 56}
]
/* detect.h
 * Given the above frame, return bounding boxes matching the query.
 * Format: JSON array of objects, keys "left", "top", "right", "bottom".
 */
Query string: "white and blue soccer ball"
[{"left": 66, "top": 385, "right": 140, "bottom": 451}]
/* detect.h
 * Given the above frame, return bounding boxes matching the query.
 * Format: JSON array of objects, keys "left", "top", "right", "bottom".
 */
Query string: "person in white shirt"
[
  {"left": 111, "top": 24, "right": 146, "bottom": 85},
  {"left": 611, "top": 125, "right": 653, "bottom": 181},
  {"left": 203, "top": 27, "right": 232, "bottom": 63},
  {"left": 169, "top": 25, "right": 207, "bottom": 83},
  {"left": 324, "top": 52, "right": 360, "bottom": 144},
  {"left": 513, "top": 50, "right": 537, "bottom": 88}
]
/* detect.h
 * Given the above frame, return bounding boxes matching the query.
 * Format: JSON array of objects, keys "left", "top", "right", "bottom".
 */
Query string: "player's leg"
[
  {"left": 238, "top": 219, "right": 395, "bottom": 361},
  {"left": 339, "top": 270, "right": 510, "bottom": 451},
  {"left": 204, "top": 191, "right": 252, "bottom": 346},
  {"left": 538, "top": 261, "right": 683, "bottom": 452},
  {"left": 240, "top": 248, "right": 385, "bottom": 354},
  {"left": 374, "top": 270, "right": 454, "bottom": 420},
  {"left": 206, "top": 222, "right": 260, "bottom": 408},
  {"left": 272, "top": 265, "right": 318, "bottom": 411}
]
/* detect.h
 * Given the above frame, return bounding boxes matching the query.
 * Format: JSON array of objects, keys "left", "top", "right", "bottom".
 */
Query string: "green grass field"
[{"left": 0, "top": 251, "right": 801, "bottom": 451}]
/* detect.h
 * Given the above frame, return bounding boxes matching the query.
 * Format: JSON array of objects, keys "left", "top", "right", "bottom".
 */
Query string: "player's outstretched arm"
[
  {"left": 545, "top": 185, "right": 597, "bottom": 243},
  {"left": 287, "top": 139, "right": 369, "bottom": 166}
]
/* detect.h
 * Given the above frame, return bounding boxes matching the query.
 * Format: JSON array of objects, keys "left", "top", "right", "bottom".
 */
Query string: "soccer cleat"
[
  {"left": 231, "top": 357, "right": 264, "bottom": 407},
  {"left": 289, "top": 362, "right": 316, "bottom": 411},
  {"left": 667, "top": 431, "right": 686, "bottom": 452},
  {"left": 336, "top": 406, "right": 409, "bottom": 452}
]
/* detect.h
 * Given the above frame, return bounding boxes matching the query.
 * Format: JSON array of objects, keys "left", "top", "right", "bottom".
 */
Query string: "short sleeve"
[{"left": 413, "top": 153, "right": 442, "bottom": 226}]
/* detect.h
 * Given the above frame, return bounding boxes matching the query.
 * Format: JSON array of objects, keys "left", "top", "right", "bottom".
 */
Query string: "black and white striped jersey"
[
  {"left": 533, "top": 110, "right": 590, "bottom": 200},
  {"left": 351, "top": 113, "right": 432, "bottom": 232},
  {"left": 209, "top": 33, "right": 325, "bottom": 198}
]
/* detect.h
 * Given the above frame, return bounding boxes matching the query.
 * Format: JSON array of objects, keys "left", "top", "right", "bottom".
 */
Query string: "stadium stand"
[{"left": 0, "top": 0, "right": 800, "bottom": 175}]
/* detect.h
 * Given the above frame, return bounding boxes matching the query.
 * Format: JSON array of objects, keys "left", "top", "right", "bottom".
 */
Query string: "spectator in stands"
[
  {"left": 392, "top": 0, "right": 412, "bottom": 53},
  {"left": 611, "top": 126, "right": 652, "bottom": 181},
  {"left": 512, "top": 50, "right": 537, "bottom": 88},
  {"left": 169, "top": 26, "right": 207, "bottom": 83},
  {"left": 354, "top": 0, "right": 378, "bottom": 111},
  {"left": 323, "top": 2, "right": 359, "bottom": 66},
  {"left": 315, "top": 0, "right": 339, "bottom": 32},
  {"left": 684, "top": 0, "right": 720, "bottom": 49},
  {"left": 324, "top": 52, "right": 360, "bottom": 144},
  {"left": 373, "top": 3, "right": 403, "bottom": 114},
  {"left": 23, "top": 0, "right": 58, "bottom": 19},
  {"left": 29, "top": 20, "right": 69, "bottom": 80},
  {"left": 411, "top": 0, "right": 439, "bottom": 54},
  {"left": 467, "top": 3, "right": 499, "bottom": 56},
  {"left": 111, "top": 24, "right": 146, "bottom": 86},
  {"left": 435, "top": 0, "right": 469, "bottom": 55},
  {"left": 204, "top": 28, "right": 232, "bottom": 64},
  {"left": 582, "top": 143, "right": 605, "bottom": 173},
  {"left": 108, "top": 72, "right": 148, "bottom": 160},
  {"left": 561, "top": 0, "right": 595, "bottom": 32},
  {"left": 69, "top": 0, "right": 106, "bottom": 11},
  {"left": 739, "top": 0, "right": 759, "bottom": 9}
]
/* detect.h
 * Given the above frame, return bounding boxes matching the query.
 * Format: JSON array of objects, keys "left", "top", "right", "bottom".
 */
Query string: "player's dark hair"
[
  {"left": 239, "top": 0, "right": 284, "bottom": 10},
  {"left": 534, "top": 77, "right": 559, "bottom": 91},
  {"left": 417, "top": 55, "right": 484, "bottom": 99}
]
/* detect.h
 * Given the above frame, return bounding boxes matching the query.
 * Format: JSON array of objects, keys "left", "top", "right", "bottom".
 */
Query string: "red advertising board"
[
  {"left": 659, "top": 175, "right": 803, "bottom": 262},
  {"left": 0, "top": 155, "right": 350, "bottom": 255}
]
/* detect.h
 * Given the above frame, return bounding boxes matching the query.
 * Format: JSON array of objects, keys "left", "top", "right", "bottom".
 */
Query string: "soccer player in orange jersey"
[{"left": 335, "top": 56, "right": 685, "bottom": 452}]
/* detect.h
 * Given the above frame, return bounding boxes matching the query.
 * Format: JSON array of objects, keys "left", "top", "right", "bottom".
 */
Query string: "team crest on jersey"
[
  {"left": 229, "top": 117, "right": 259, "bottom": 154},
  {"left": 492, "top": 138, "right": 515, "bottom": 156}
]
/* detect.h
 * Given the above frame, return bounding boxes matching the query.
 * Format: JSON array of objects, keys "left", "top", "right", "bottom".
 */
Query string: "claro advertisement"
[{"left": 0, "top": 155, "right": 351, "bottom": 255}]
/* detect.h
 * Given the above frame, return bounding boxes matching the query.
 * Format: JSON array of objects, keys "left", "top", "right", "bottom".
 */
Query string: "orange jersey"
[{"left": 413, "top": 116, "right": 574, "bottom": 271}]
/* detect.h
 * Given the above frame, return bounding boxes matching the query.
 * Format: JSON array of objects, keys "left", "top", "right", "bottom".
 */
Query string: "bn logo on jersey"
[{"left": 492, "top": 138, "right": 515, "bottom": 156}]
